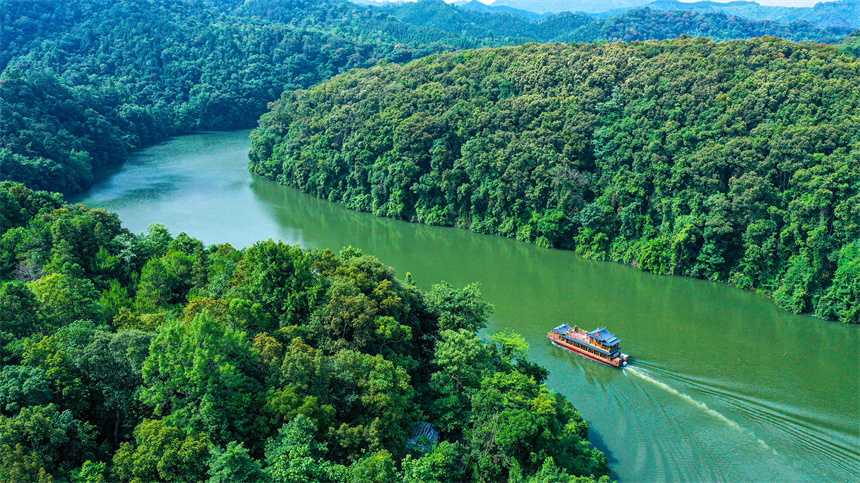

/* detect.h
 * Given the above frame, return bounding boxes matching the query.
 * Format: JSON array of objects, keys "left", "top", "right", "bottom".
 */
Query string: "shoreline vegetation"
[
  {"left": 249, "top": 38, "right": 859, "bottom": 323},
  {"left": 0, "top": 181, "right": 611, "bottom": 482}
]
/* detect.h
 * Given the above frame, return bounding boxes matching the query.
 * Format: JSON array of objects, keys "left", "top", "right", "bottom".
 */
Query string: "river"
[{"left": 71, "top": 130, "right": 860, "bottom": 482}]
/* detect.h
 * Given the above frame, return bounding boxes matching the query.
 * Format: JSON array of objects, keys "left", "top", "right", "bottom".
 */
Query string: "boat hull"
[{"left": 549, "top": 334, "right": 626, "bottom": 368}]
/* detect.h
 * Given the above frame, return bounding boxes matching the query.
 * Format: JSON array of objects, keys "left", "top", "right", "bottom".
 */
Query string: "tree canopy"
[
  {"left": 249, "top": 37, "right": 860, "bottom": 322},
  {"left": 2, "top": 0, "right": 852, "bottom": 194},
  {"left": 0, "top": 181, "right": 611, "bottom": 481}
]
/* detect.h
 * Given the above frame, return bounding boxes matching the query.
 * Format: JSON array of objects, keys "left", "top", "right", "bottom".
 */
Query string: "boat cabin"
[{"left": 587, "top": 327, "right": 623, "bottom": 358}]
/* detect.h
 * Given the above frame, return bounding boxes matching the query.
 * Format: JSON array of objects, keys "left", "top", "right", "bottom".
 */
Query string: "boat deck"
[
  {"left": 565, "top": 329, "right": 608, "bottom": 351},
  {"left": 567, "top": 330, "right": 590, "bottom": 344}
]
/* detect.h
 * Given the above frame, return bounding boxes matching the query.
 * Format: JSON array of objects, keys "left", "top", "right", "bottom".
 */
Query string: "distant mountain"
[
  {"left": 378, "top": 1, "right": 852, "bottom": 44},
  {"left": 490, "top": 0, "right": 653, "bottom": 14},
  {"left": 354, "top": 0, "right": 859, "bottom": 27},
  {"left": 457, "top": 0, "right": 544, "bottom": 20},
  {"left": 487, "top": 0, "right": 859, "bottom": 29},
  {"left": 563, "top": 7, "right": 851, "bottom": 43},
  {"left": 379, "top": 0, "right": 592, "bottom": 40},
  {"left": 639, "top": 1, "right": 804, "bottom": 23},
  {"left": 622, "top": 0, "right": 859, "bottom": 28},
  {"left": 800, "top": 0, "right": 860, "bottom": 28}
]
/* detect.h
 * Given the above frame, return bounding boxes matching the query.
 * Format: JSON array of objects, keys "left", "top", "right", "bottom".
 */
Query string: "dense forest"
[
  {"left": 0, "top": 182, "right": 610, "bottom": 482},
  {"left": 0, "top": 0, "right": 416, "bottom": 194},
  {"left": 643, "top": 0, "right": 860, "bottom": 29},
  {"left": 488, "top": 0, "right": 860, "bottom": 28},
  {"left": 2, "top": 1, "right": 858, "bottom": 481},
  {"left": 249, "top": 37, "right": 860, "bottom": 323},
  {"left": 380, "top": 1, "right": 854, "bottom": 44},
  {"left": 1, "top": 0, "right": 853, "bottom": 195},
  {"left": 557, "top": 8, "right": 854, "bottom": 43},
  {"left": 840, "top": 29, "right": 860, "bottom": 56}
]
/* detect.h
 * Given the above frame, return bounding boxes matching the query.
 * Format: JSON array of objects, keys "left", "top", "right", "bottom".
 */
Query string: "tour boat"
[{"left": 548, "top": 324, "right": 629, "bottom": 367}]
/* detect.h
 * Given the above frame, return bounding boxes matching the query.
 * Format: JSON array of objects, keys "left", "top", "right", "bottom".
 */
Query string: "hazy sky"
[{"left": 430, "top": 0, "right": 841, "bottom": 8}]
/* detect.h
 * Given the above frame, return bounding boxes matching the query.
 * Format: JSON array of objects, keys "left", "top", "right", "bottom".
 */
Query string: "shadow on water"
[{"left": 586, "top": 428, "right": 620, "bottom": 480}]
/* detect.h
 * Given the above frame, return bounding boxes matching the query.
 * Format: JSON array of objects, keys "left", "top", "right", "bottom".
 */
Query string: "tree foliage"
[
  {"left": 0, "top": 182, "right": 610, "bottom": 481},
  {"left": 2, "top": 0, "right": 851, "bottom": 194},
  {"left": 250, "top": 38, "right": 860, "bottom": 321}
]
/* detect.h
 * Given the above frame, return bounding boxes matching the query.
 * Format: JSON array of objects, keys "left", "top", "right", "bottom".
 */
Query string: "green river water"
[{"left": 71, "top": 130, "right": 860, "bottom": 482}]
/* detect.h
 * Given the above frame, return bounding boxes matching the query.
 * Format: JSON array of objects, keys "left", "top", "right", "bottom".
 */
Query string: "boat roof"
[
  {"left": 589, "top": 327, "right": 621, "bottom": 345},
  {"left": 552, "top": 324, "right": 573, "bottom": 334}
]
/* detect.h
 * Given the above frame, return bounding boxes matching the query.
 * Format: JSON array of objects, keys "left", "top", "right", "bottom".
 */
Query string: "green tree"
[
  {"left": 21, "top": 334, "right": 90, "bottom": 415},
  {"left": 71, "top": 460, "right": 108, "bottom": 483},
  {"left": 141, "top": 311, "right": 262, "bottom": 445},
  {"left": 328, "top": 349, "right": 416, "bottom": 459},
  {"left": 207, "top": 441, "right": 266, "bottom": 483},
  {"left": 0, "top": 404, "right": 95, "bottom": 480},
  {"left": 0, "top": 443, "right": 54, "bottom": 483},
  {"left": 112, "top": 419, "right": 211, "bottom": 483},
  {"left": 346, "top": 449, "right": 400, "bottom": 483},
  {"left": 74, "top": 329, "right": 153, "bottom": 447},
  {"left": 0, "top": 282, "right": 42, "bottom": 338},
  {"left": 29, "top": 273, "right": 101, "bottom": 328},
  {"left": 99, "top": 280, "right": 133, "bottom": 327},
  {"left": 426, "top": 282, "right": 493, "bottom": 333},
  {"left": 0, "top": 366, "right": 52, "bottom": 415},
  {"left": 430, "top": 329, "right": 493, "bottom": 433},
  {"left": 816, "top": 241, "right": 860, "bottom": 323},
  {"left": 229, "top": 240, "right": 322, "bottom": 324},
  {"left": 466, "top": 371, "right": 608, "bottom": 482},
  {"left": 401, "top": 441, "right": 465, "bottom": 483},
  {"left": 264, "top": 415, "right": 346, "bottom": 483}
]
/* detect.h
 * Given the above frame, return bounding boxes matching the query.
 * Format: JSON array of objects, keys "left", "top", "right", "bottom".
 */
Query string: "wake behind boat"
[{"left": 548, "top": 324, "right": 629, "bottom": 367}]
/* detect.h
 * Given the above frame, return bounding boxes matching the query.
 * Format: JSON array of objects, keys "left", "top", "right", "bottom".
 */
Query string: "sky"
[{"left": 370, "top": 0, "right": 846, "bottom": 9}]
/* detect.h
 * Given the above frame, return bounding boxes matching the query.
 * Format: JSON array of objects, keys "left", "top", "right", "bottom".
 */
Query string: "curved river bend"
[{"left": 72, "top": 130, "right": 860, "bottom": 482}]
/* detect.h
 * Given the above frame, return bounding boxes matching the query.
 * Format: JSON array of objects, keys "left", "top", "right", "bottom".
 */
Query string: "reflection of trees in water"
[
  {"left": 251, "top": 172, "right": 677, "bottom": 335},
  {"left": 249, "top": 172, "right": 798, "bottom": 326},
  {"left": 250, "top": 173, "right": 539, "bottom": 267}
]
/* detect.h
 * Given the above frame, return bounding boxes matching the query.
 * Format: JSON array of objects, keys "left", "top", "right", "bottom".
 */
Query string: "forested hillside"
[
  {"left": 643, "top": 0, "right": 860, "bottom": 29},
  {"left": 2, "top": 0, "right": 853, "bottom": 195},
  {"left": 496, "top": 0, "right": 860, "bottom": 28},
  {"left": 0, "top": 182, "right": 610, "bottom": 482},
  {"left": 250, "top": 38, "right": 860, "bottom": 323},
  {"left": 0, "top": 0, "right": 440, "bottom": 194},
  {"left": 559, "top": 8, "right": 853, "bottom": 43},
  {"left": 380, "top": 1, "right": 852, "bottom": 43}
]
